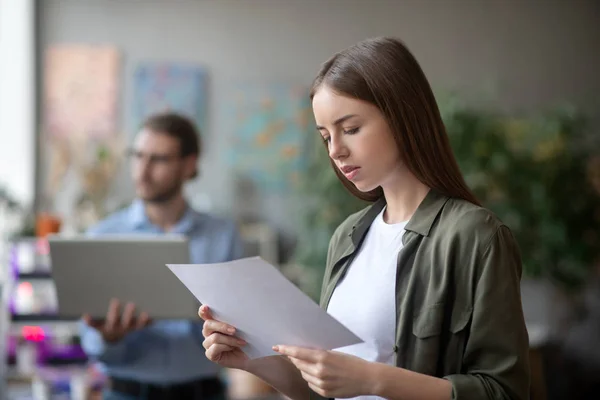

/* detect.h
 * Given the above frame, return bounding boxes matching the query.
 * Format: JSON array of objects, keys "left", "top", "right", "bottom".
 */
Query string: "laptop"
[{"left": 48, "top": 235, "right": 200, "bottom": 320}]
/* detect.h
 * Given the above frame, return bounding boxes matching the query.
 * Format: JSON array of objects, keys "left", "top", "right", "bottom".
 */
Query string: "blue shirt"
[{"left": 78, "top": 200, "right": 244, "bottom": 384}]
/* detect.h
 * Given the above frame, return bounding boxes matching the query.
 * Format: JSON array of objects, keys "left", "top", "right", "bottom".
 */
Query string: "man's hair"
[
  {"left": 142, "top": 112, "right": 201, "bottom": 178},
  {"left": 142, "top": 112, "right": 202, "bottom": 158}
]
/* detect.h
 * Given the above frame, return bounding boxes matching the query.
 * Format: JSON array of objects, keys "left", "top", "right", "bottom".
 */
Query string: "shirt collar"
[
  {"left": 405, "top": 189, "right": 450, "bottom": 236},
  {"left": 351, "top": 189, "right": 449, "bottom": 245},
  {"left": 128, "top": 199, "right": 200, "bottom": 234}
]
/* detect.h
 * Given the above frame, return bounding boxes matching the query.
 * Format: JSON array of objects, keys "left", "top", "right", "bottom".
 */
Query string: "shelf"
[
  {"left": 11, "top": 314, "right": 77, "bottom": 323},
  {"left": 17, "top": 271, "right": 53, "bottom": 280}
]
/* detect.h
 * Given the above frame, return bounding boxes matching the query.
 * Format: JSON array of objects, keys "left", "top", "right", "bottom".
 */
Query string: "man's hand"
[{"left": 83, "top": 298, "right": 151, "bottom": 343}]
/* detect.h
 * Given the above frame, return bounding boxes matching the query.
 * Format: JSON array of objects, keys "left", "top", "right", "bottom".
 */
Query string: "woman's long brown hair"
[{"left": 310, "top": 37, "right": 480, "bottom": 206}]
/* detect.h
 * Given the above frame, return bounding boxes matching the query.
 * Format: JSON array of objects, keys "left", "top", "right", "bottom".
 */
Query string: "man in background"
[{"left": 80, "top": 112, "right": 243, "bottom": 400}]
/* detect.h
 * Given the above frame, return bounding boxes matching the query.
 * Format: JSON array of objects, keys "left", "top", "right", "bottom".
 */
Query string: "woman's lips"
[{"left": 340, "top": 166, "right": 360, "bottom": 180}]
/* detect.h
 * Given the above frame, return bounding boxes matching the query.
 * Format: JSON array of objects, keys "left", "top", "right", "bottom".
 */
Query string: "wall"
[{"left": 39, "top": 0, "right": 600, "bottom": 251}]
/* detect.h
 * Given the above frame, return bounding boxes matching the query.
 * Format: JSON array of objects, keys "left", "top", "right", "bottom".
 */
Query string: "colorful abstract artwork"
[
  {"left": 44, "top": 45, "right": 120, "bottom": 139},
  {"left": 225, "top": 83, "right": 313, "bottom": 192},
  {"left": 131, "top": 63, "right": 208, "bottom": 135},
  {"left": 42, "top": 45, "right": 123, "bottom": 222}
]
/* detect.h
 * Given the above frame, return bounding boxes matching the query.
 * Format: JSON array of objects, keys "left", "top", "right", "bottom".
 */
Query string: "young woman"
[{"left": 200, "top": 37, "right": 530, "bottom": 400}]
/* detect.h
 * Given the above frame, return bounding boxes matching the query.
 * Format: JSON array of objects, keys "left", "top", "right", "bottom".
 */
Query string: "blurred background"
[{"left": 0, "top": 0, "right": 599, "bottom": 399}]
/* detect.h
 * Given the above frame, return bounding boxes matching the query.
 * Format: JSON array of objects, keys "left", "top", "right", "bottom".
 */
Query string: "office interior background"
[{"left": 0, "top": 0, "right": 599, "bottom": 399}]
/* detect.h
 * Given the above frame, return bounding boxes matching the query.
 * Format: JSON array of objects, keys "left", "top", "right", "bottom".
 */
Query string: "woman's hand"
[
  {"left": 199, "top": 305, "right": 249, "bottom": 370},
  {"left": 273, "top": 345, "right": 376, "bottom": 399}
]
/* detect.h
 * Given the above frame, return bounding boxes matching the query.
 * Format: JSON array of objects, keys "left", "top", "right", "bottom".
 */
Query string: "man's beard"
[{"left": 140, "top": 180, "right": 182, "bottom": 204}]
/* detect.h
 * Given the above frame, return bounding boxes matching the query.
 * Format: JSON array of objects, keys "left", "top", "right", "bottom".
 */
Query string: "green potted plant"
[{"left": 442, "top": 102, "right": 600, "bottom": 292}]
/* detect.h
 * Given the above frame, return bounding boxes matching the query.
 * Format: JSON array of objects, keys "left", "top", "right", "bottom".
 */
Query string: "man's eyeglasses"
[{"left": 126, "top": 149, "right": 181, "bottom": 165}]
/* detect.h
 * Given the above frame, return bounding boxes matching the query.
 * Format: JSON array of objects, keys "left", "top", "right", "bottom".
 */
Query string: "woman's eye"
[
  {"left": 322, "top": 136, "right": 331, "bottom": 143},
  {"left": 344, "top": 127, "right": 360, "bottom": 135}
]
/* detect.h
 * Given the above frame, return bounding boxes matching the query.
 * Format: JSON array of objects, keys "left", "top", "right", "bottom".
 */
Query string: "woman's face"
[{"left": 312, "top": 85, "right": 403, "bottom": 193}]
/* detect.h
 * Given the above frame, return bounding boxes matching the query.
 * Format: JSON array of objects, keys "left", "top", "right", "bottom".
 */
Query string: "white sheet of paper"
[{"left": 167, "top": 257, "right": 362, "bottom": 359}]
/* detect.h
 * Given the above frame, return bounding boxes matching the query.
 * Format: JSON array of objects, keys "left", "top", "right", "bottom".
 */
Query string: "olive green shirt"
[{"left": 316, "top": 189, "right": 530, "bottom": 400}]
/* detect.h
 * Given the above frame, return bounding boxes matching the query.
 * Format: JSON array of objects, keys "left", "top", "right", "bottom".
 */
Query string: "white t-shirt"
[{"left": 327, "top": 207, "right": 408, "bottom": 400}]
